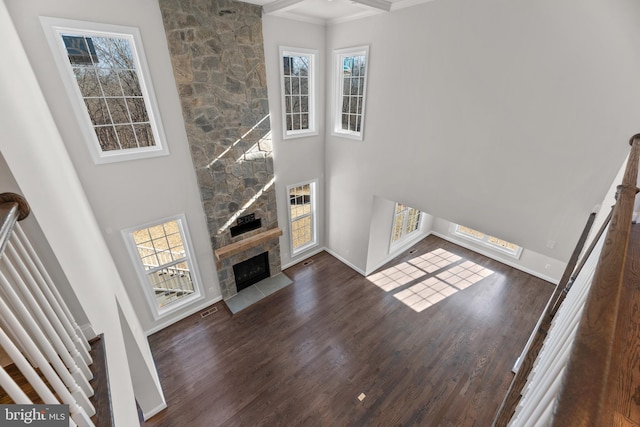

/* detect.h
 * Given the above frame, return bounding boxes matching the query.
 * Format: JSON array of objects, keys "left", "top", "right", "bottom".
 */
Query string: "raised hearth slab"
[{"left": 224, "top": 273, "right": 292, "bottom": 314}]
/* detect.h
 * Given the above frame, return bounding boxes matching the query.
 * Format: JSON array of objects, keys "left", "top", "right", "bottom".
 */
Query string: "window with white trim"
[
  {"left": 453, "top": 224, "right": 523, "bottom": 259},
  {"left": 280, "top": 47, "right": 317, "bottom": 139},
  {"left": 288, "top": 181, "right": 317, "bottom": 255},
  {"left": 333, "top": 46, "right": 369, "bottom": 140},
  {"left": 41, "top": 17, "right": 169, "bottom": 164},
  {"left": 391, "top": 203, "right": 422, "bottom": 247},
  {"left": 123, "top": 215, "right": 202, "bottom": 319}
]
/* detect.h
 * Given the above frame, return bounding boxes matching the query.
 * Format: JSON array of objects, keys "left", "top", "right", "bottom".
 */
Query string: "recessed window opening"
[
  {"left": 391, "top": 203, "right": 422, "bottom": 249},
  {"left": 41, "top": 18, "right": 169, "bottom": 163},
  {"left": 280, "top": 47, "right": 317, "bottom": 139},
  {"left": 333, "top": 46, "right": 369, "bottom": 140},
  {"left": 367, "top": 248, "right": 495, "bottom": 312},
  {"left": 288, "top": 181, "right": 317, "bottom": 256},
  {"left": 124, "top": 215, "right": 202, "bottom": 319},
  {"left": 454, "top": 224, "right": 523, "bottom": 259}
]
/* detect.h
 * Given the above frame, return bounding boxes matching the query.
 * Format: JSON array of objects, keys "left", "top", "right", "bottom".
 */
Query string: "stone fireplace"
[
  {"left": 160, "top": 0, "right": 282, "bottom": 300},
  {"left": 233, "top": 252, "right": 269, "bottom": 292}
]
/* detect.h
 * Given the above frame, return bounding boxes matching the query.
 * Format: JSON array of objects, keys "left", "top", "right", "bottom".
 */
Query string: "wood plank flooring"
[{"left": 142, "top": 235, "right": 553, "bottom": 426}]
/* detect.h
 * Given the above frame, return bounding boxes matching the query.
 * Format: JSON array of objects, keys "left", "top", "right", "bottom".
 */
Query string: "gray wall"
[
  {"left": 5, "top": 0, "right": 221, "bottom": 333},
  {"left": 323, "top": 0, "right": 640, "bottom": 273},
  {"left": 262, "top": 16, "right": 326, "bottom": 268}
]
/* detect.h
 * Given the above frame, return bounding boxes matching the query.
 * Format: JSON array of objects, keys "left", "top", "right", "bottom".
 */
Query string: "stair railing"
[
  {"left": 0, "top": 193, "right": 95, "bottom": 427},
  {"left": 493, "top": 134, "right": 640, "bottom": 426}
]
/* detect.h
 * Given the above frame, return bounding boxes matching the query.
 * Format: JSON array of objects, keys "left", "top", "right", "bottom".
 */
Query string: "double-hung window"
[
  {"left": 391, "top": 203, "right": 422, "bottom": 248},
  {"left": 123, "top": 215, "right": 203, "bottom": 319},
  {"left": 41, "top": 17, "right": 169, "bottom": 164},
  {"left": 288, "top": 181, "right": 317, "bottom": 255},
  {"left": 279, "top": 47, "right": 317, "bottom": 139},
  {"left": 333, "top": 46, "right": 369, "bottom": 140}
]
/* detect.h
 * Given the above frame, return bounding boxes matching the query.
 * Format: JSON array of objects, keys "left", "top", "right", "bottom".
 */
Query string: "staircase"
[
  {"left": 0, "top": 193, "right": 110, "bottom": 426},
  {"left": 493, "top": 135, "right": 640, "bottom": 426}
]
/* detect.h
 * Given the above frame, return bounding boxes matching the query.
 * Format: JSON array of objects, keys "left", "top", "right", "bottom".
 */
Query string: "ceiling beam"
[
  {"left": 351, "top": 0, "right": 391, "bottom": 12},
  {"left": 263, "top": 0, "right": 306, "bottom": 14}
]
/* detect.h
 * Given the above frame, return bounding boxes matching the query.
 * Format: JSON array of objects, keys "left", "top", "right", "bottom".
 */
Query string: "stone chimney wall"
[{"left": 159, "top": 0, "right": 280, "bottom": 299}]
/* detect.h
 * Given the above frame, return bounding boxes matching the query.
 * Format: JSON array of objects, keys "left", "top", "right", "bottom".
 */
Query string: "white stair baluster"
[
  {"left": 13, "top": 223, "right": 92, "bottom": 360},
  {"left": 0, "top": 269, "right": 94, "bottom": 415},
  {"left": 0, "top": 253, "right": 93, "bottom": 394},
  {"left": 0, "top": 322, "right": 79, "bottom": 427},
  {"left": 5, "top": 239, "right": 93, "bottom": 381},
  {"left": 0, "top": 365, "right": 31, "bottom": 404},
  {"left": 0, "top": 282, "right": 94, "bottom": 424}
]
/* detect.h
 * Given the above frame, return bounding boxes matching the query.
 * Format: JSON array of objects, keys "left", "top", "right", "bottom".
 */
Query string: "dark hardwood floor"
[{"left": 142, "top": 235, "right": 553, "bottom": 426}]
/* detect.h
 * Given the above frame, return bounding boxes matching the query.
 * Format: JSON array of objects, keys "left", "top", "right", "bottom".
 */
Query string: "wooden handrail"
[
  {"left": 551, "top": 135, "right": 640, "bottom": 426},
  {"left": 492, "top": 212, "right": 597, "bottom": 426},
  {"left": 0, "top": 192, "right": 29, "bottom": 256}
]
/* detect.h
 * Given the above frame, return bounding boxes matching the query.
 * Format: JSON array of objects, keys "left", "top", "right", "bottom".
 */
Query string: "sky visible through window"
[{"left": 367, "top": 248, "right": 495, "bottom": 312}]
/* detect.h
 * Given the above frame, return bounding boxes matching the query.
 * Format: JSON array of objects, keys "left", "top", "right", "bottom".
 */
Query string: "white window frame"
[
  {"left": 453, "top": 224, "right": 523, "bottom": 259},
  {"left": 332, "top": 45, "right": 369, "bottom": 141},
  {"left": 279, "top": 46, "right": 318, "bottom": 140},
  {"left": 40, "top": 17, "right": 169, "bottom": 164},
  {"left": 389, "top": 203, "right": 423, "bottom": 250},
  {"left": 287, "top": 180, "right": 318, "bottom": 257},
  {"left": 122, "top": 214, "right": 203, "bottom": 320}
]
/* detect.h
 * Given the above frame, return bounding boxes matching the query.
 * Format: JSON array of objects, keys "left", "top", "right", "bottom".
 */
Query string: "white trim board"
[
  {"left": 323, "top": 248, "right": 366, "bottom": 276},
  {"left": 144, "top": 296, "right": 222, "bottom": 336},
  {"left": 281, "top": 246, "right": 326, "bottom": 270},
  {"left": 432, "top": 232, "right": 561, "bottom": 285}
]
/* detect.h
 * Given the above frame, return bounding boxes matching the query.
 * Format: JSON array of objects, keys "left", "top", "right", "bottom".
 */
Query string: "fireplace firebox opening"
[{"left": 233, "top": 252, "right": 270, "bottom": 292}]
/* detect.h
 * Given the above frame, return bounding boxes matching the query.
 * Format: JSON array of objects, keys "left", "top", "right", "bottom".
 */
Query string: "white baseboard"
[
  {"left": 364, "top": 232, "right": 432, "bottom": 276},
  {"left": 144, "top": 296, "right": 222, "bottom": 336},
  {"left": 432, "top": 232, "right": 560, "bottom": 284},
  {"left": 281, "top": 246, "right": 326, "bottom": 270},
  {"left": 323, "top": 247, "right": 366, "bottom": 276},
  {"left": 143, "top": 401, "right": 167, "bottom": 420}
]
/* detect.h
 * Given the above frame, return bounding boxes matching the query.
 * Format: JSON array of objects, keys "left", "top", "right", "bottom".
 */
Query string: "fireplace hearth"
[{"left": 233, "top": 252, "right": 270, "bottom": 292}]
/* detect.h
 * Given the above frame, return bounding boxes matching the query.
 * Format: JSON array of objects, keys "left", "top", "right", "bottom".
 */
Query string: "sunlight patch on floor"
[{"left": 368, "top": 248, "right": 495, "bottom": 312}]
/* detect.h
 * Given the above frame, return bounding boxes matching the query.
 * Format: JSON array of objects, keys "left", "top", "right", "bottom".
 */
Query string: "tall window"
[
  {"left": 41, "top": 17, "right": 168, "bottom": 164},
  {"left": 288, "top": 181, "right": 317, "bottom": 255},
  {"left": 123, "top": 215, "right": 202, "bottom": 319},
  {"left": 391, "top": 203, "right": 422, "bottom": 247},
  {"left": 454, "top": 224, "right": 523, "bottom": 259},
  {"left": 333, "top": 46, "right": 369, "bottom": 140},
  {"left": 280, "top": 47, "right": 317, "bottom": 139}
]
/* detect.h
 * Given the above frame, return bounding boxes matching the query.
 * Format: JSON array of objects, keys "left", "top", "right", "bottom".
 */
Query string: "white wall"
[
  {"left": 0, "top": 152, "right": 91, "bottom": 331},
  {"left": 262, "top": 16, "right": 327, "bottom": 268},
  {"left": 431, "top": 218, "right": 566, "bottom": 283},
  {"left": 0, "top": 1, "right": 150, "bottom": 422},
  {"left": 324, "top": 0, "right": 640, "bottom": 273},
  {"left": 4, "top": 0, "right": 221, "bottom": 334},
  {"left": 365, "top": 195, "right": 433, "bottom": 275}
]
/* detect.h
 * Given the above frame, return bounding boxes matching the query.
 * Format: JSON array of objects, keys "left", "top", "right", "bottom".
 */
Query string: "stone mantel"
[{"left": 214, "top": 228, "right": 282, "bottom": 264}]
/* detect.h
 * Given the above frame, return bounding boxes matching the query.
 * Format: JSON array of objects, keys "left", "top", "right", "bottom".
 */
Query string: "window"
[
  {"left": 279, "top": 47, "right": 317, "bottom": 139},
  {"left": 391, "top": 203, "right": 422, "bottom": 247},
  {"left": 41, "top": 17, "right": 169, "bottom": 164},
  {"left": 123, "top": 215, "right": 202, "bottom": 319},
  {"left": 333, "top": 46, "right": 369, "bottom": 140},
  {"left": 453, "top": 224, "right": 523, "bottom": 259},
  {"left": 288, "top": 181, "right": 317, "bottom": 255}
]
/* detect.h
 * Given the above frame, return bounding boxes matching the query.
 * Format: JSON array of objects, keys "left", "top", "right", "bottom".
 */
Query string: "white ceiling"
[{"left": 244, "top": 0, "right": 430, "bottom": 25}]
